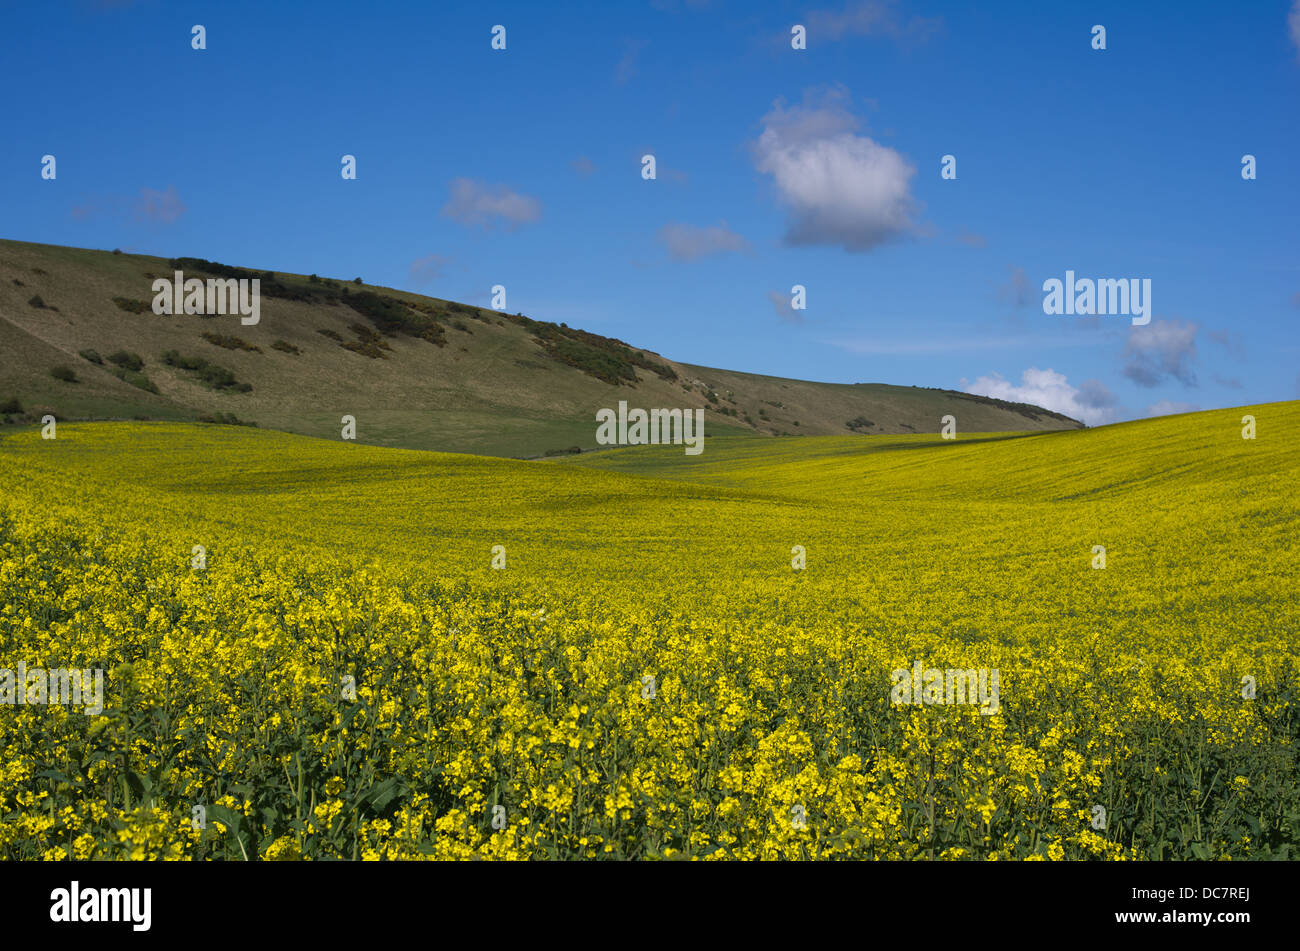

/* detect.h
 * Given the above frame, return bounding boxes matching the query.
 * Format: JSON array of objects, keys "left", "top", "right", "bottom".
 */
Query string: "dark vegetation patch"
[
  {"left": 107, "top": 350, "right": 144, "bottom": 372},
  {"left": 28, "top": 295, "right": 55, "bottom": 310},
  {"left": 341, "top": 323, "right": 393, "bottom": 359},
  {"left": 50, "top": 365, "right": 77, "bottom": 383},
  {"left": 111, "top": 296, "right": 150, "bottom": 314},
  {"left": 168, "top": 258, "right": 309, "bottom": 302},
  {"left": 846, "top": 416, "right": 874, "bottom": 432},
  {"left": 317, "top": 329, "right": 344, "bottom": 342},
  {"left": 0, "top": 397, "right": 23, "bottom": 415},
  {"left": 12, "top": 279, "right": 23, "bottom": 287},
  {"left": 109, "top": 367, "right": 159, "bottom": 394},
  {"left": 506, "top": 314, "right": 676, "bottom": 387},
  {"left": 271, "top": 340, "right": 301, "bottom": 355},
  {"left": 344, "top": 292, "right": 445, "bottom": 346},
  {"left": 198, "top": 412, "right": 256, "bottom": 427},
  {"left": 79, "top": 349, "right": 103, "bottom": 365},
  {"left": 202, "top": 332, "right": 262, "bottom": 353},
  {"left": 161, "top": 351, "right": 252, "bottom": 392},
  {"left": 544, "top": 446, "right": 582, "bottom": 456}
]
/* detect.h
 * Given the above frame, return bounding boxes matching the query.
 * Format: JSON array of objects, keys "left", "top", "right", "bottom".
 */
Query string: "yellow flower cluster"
[{"left": 0, "top": 406, "right": 1296, "bottom": 860}]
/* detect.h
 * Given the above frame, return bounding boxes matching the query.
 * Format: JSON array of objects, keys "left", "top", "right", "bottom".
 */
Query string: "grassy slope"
[{"left": 0, "top": 238, "right": 1081, "bottom": 458}]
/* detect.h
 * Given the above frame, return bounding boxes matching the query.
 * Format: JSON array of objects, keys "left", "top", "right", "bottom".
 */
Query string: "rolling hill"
[{"left": 0, "top": 238, "right": 1082, "bottom": 457}]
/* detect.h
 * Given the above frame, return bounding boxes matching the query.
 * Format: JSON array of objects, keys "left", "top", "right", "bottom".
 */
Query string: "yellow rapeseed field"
[{"left": 0, "top": 404, "right": 1296, "bottom": 860}]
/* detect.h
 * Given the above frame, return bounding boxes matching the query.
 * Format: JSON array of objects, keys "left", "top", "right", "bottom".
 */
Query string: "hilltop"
[{"left": 0, "top": 239, "right": 1082, "bottom": 457}]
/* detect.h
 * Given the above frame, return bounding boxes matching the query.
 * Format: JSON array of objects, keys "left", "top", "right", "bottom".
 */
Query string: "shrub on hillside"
[
  {"left": 79, "top": 349, "right": 104, "bottom": 365},
  {"left": 202, "top": 332, "right": 262, "bottom": 353},
  {"left": 108, "top": 350, "right": 144, "bottom": 372},
  {"left": 50, "top": 366, "right": 78, "bottom": 383},
  {"left": 161, "top": 351, "right": 251, "bottom": 392},
  {"left": 271, "top": 340, "right": 301, "bottom": 355},
  {"left": 110, "top": 368, "right": 159, "bottom": 394},
  {"left": 111, "top": 297, "right": 150, "bottom": 314},
  {"left": 0, "top": 397, "right": 22, "bottom": 414}
]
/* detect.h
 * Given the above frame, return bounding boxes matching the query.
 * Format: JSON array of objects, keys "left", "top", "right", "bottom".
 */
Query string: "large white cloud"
[
  {"left": 963, "top": 367, "right": 1118, "bottom": 427},
  {"left": 753, "top": 88, "right": 917, "bottom": 252}
]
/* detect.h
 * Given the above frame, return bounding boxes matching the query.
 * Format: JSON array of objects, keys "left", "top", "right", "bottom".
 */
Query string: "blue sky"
[{"left": 3, "top": 0, "right": 1297, "bottom": 424}]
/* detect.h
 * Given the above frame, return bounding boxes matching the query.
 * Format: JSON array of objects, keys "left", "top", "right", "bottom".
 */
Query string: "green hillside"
[{"left": 0, "top": 238, "right": 1082, "bottom": 458}]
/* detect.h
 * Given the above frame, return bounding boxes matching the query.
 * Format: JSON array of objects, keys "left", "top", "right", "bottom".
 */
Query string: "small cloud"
[
  {"left": 1122, "top": 319, "right": 1198, "bottom": 388},
  {"left": 1207, "top": 329, "right": 1245, "bottom": 360},
  {"left": 998, "top": 266, "right": 1032, "bottom": 308},
  {"left": 615, "top": 39, "right": 647, "bottom": 84},
  {"left": 807, "top": 0, "right": 943, "bottom": 45},
  {"left": 134, "top": 185, "right": 186, "bottom": 224},
  {"left": 752, "top": 86, "right": 918, "bottom": 252},
  {"left": 571, "top": 156, "right": 597, "bottom": 177},
  {"left": 963, "top": 367, "right": 1117, "bottom": 426},
  {"left": 1213, "top": 374, "right": 1243, "bottom": 389},
  {"left": 658, "top": 221, "right": 750, "bottom": 261},
  {"left": 441, "top": 178, "right": 541, "bottom": 230},
  {"left": 767, "top": 289, "right": 805, "bottom": 324},
  {"left": 1291, "top": 1, "right": 1300, "bottom": 61},
  {"left": 1146, "top": 399, "right": 1200, "bottom": 418},
  {"left": 956, "top": 231, "right": 987, "bottom": 249},
  {"left": 409, "top": 254, "right": 450, "bottom": 285},
  {"left": 71, "top": 197, "right": 109, "bottom": 221}
]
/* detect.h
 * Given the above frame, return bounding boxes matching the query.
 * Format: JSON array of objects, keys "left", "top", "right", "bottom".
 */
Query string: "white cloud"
[
  {"left": 1145, "top": 399, "right": 1200, "bottom": 418},
  {"left": 441, "top": 178, "right": 541, "bottom": 230},
  {"left": 1122, "top": 318, "right": 1198, "bottom": 388},
  {"left": 659, "top": 221, "right": 750, "bottom": 261},
  {"left": 963, "top": 367, "right": 1118, "bottom": 427},
  {"left": 752, "top": 87, "right": 917, "bottom": 252}
]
